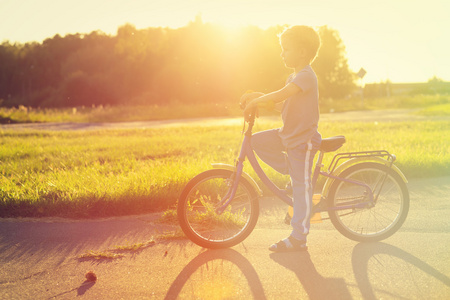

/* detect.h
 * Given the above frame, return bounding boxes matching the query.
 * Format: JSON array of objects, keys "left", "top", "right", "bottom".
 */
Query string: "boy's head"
[{"left": 279, "top": 25, "right": 321, "bottom": 64}]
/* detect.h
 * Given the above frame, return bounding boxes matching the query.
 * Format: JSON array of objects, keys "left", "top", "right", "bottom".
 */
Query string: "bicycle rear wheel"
[
  {"left": 178, "top": 169, "right": 259, "bottom": 249},
  {"left": 328, "top": 162, "right": 409, "bottom": 242}
]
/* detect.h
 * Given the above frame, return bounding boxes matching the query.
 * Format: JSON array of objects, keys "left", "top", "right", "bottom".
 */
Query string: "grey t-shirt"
[{"left": 278, "top": 65, "right": 320, "bottom": 149}]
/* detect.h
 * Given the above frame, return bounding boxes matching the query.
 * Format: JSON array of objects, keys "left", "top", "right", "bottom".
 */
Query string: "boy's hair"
[{"left": 279, "top": 25, "right": 321, "bottom": 63}]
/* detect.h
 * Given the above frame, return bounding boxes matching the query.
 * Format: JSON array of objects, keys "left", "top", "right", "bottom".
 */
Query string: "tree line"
[
  {"left": 364, "top": 76, "right": 450, "bottom": 98},
  {"left": 0, "top": 18, "right": 356, "bottom": 108}
]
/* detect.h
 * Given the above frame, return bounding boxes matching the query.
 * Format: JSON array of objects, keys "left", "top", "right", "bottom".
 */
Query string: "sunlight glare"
[{"left": 1, "top": 0, "right": 449, "bottom": 82}]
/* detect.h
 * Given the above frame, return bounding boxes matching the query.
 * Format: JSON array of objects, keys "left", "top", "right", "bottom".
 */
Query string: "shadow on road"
[
  {"left": 48, "top": 280, "right": 96, "bottom": 299},
  {"left": 270, "top": 251, "right": 352, "bottom": 299},
  {"left": 165, "top": 249, "right": 266, "bottom": 300},
  {"left": 0, "top": 220, "right": 143, "bottom": 264},
  {"left": 0, "top": 216, "right": 167, "bottom": 284},
  {"left": 352, "top": 242, "right": 450, "bottom": 300}
]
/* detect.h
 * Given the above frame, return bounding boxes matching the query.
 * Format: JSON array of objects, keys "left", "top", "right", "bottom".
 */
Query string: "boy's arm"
[{"left": 243, "top": 83, "right": 301, "bottom": 119}]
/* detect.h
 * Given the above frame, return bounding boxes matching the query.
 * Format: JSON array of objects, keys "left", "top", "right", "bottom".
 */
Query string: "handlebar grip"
[{"left": 246, "top": 107, "right": 257, "bottom": 123}]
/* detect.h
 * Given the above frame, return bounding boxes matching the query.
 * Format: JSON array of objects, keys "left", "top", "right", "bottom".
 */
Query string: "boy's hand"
[
  {"left": 243, "top": 101, "right": 258, "bottom": 122},
  {"left": 240, "top": 90, "right": 264, "bottom": 109}
]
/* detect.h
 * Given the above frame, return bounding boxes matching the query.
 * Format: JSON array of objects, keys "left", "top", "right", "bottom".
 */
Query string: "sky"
[{"left": 1, "top": 0, "right": 449, "bottom": 83}]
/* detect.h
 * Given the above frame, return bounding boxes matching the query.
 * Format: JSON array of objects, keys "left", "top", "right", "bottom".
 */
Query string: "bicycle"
[{"left": 177, "top": 112, "right": 409, "bottom": 249}]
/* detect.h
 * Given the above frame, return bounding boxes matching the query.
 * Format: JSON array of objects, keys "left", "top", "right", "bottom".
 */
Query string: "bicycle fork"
[{"left": 215, "top": 139, "right": 248, "bottom": 214}]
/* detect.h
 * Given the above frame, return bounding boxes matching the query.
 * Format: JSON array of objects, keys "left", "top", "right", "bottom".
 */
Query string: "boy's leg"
[
  {"left": 287, "top": 141, "right": 318, "bottom": 242},
  {"left": 251, "top": 129, "right": 289, "bottom": 175}
]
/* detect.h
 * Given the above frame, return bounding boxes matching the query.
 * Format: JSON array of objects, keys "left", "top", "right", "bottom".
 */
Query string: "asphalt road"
[{"left": 1, "top": 175, "right": 449, "bottom": 299}]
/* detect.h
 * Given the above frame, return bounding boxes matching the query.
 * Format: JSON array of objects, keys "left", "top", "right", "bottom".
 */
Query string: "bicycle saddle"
[{"left": 320, "top": 135, "right": 346, "bottom": 152}]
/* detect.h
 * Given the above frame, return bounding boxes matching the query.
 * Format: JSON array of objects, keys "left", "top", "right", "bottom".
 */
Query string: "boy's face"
[{"left": 280, "top": 40, "right": 306, "bottom": 69}]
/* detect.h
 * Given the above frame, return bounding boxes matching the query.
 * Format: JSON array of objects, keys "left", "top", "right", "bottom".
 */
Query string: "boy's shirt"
[{"left": 279, "top": 65, "right": 320, "bottom": 149}]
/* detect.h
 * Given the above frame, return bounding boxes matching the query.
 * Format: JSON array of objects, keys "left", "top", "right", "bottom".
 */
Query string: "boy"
[{"left": 240, "top": 25, "right": 321, "bottom": 252}]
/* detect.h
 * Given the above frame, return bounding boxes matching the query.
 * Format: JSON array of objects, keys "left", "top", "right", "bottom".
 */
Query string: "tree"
[
  {"left": 0, "top": 23, "right": 357, "bottom": 108},
  {"left": 313, "top": 26, "right": 356, "bottom": 99}
]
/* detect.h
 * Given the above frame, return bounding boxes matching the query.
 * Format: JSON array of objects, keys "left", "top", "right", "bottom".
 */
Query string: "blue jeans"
[{"left": 251, "top": 129, "right": 321, "bottom": 241}]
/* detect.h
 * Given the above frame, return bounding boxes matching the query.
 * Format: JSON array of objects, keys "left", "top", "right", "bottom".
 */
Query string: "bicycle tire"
[
  {"left": 327, "top": 162, "right": 409, "bottom": 242},
  {"left": 178, "top": 169, "right": 259, "bottom": 248}
]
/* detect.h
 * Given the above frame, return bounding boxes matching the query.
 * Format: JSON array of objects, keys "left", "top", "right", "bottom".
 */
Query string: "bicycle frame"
[{"left": 216, "top": 116, "right": 375, "bottom": 215}]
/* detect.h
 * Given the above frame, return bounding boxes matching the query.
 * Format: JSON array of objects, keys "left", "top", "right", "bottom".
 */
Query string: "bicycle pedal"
[{"left": 284, "top": 211, "right": 291, "bottom": 225}]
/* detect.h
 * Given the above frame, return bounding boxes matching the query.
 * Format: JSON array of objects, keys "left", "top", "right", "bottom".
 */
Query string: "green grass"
[
  {"left": 113, "top": 240, "right": 156, "bottom": 251},
  {"left": 1, "top": 119, "right": 449, "bottom": 218},
  {"left": 362, "top": 94, "right": 449, "bottom": 111},
  {"left": 78, "top": 240, "right": 156, "bottom": 261},
  {"left": 416, "top": 102, "right": 450, "bottom": 116},
  {"left": 78, "top": 250, "right": 125, "bottom": 260},
  {"left": 0, "top": 103, "right": 242, "bottom": 124},
  {"left": 188, "top": 198, "right": 246, "bottom": 229},
  {"left": 156, "top": 229, "right": 187, "bottom": 240},
  {"left": 320, "top": 94, "right": 450, "bottom": 113}
]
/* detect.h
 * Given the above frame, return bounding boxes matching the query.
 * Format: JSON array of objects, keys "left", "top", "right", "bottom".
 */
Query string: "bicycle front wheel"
[
  {"left": 328, "top": 162, "right": 409, "bottom": 242},
  {"left": 178, "top": 169, "right": 259, "bottom": 249}
]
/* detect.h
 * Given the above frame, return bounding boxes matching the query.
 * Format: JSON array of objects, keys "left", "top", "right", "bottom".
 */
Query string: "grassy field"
[
  {"left": 1, "top": 94, "right": 448, "bottom": 124},
  {"left": 416, "top": 102, "right": 450, "bottom": 116},
  {"left": 0, "top": 103, "right": 242, "bottom": 124},
  {"left": 1, "top": 118, "right": 449, "bottom": 218}
]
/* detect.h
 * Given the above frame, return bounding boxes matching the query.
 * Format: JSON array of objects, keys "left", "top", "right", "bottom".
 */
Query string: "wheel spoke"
[
  {"left": 329, "top": 163, "right": 409, "bottom": 242},
  {"left": 178, "top": 170, "right": 259, "bottom": 248}
]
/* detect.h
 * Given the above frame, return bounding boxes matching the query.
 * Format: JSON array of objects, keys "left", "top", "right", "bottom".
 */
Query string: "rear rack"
[{"left": 328, "top": 150, "right": 396, "bottom": 174}]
